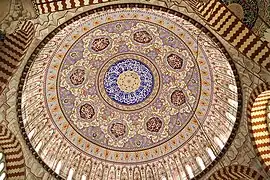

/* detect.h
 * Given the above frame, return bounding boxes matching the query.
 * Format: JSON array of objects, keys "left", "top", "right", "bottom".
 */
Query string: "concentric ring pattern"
[{"left": 19, "top": 5, "right": 241, "bottom": 179}]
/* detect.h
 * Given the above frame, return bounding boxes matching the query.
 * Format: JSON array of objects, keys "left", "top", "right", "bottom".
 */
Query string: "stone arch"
[
  {"left": 208, "top": 165, "right": 264, "bottom": 180},
  {"left": 247, "top": 82, "right": 270, "bottom": 172},
  {"left": 0, "top": 125, "right": 25, "bottom": 180}
]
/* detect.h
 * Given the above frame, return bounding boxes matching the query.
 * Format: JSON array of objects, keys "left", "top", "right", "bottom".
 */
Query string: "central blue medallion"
[{"left": 104, "top": 59, "right": 154, "bottom": 105}]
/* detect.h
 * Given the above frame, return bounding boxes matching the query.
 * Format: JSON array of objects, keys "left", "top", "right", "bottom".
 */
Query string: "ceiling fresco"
[{"left": 17, "top": 4, "right": 243, "bottom": 180}]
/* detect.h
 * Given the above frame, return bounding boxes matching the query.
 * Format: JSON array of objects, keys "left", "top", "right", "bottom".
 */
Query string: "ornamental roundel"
[
  {"left": 69, "top": 68, "right": 86, "bottom": 86},
  {"left": 133, "top": 30, "right": 153, "bottom": 44},
  {"left": 146, "top": 117, "right": 163, "bottom": 133},
  {"left": 79, "top": 103, "right": 95, "bottom": 120},
  {"left": 167, "top": 53, "right": 183, "bottom": 69},
  {"left": 98, "top": 53, "right": 160, "bottom": 111},
  {"left": 110, "top": 122, "right": 127, "bottom": 138},
  {"left": 103, "top": 58, "right": 154, "bottom": 105},
  {"left": 171, "top": 90, "right": 186, "bottom": 106},
  {"left": 90, "top": 37, "right": 110, "bottom": 52},
  {"left": 18, "top": 4, "right": 241, "bottom": 180}
]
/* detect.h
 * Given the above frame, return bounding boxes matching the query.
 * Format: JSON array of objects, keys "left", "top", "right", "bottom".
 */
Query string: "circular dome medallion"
[
  {"left": 98, "top": 54, "right": 160, "bottom": 111},
  {"left": 18, "top": 4, "right": 241, "bottom": 179},
  {"left": 104, "top": 59, "right": 153, "bottom": 104},
  {"left": 117, "top": 70, "right": 141, "bottom": 93}
]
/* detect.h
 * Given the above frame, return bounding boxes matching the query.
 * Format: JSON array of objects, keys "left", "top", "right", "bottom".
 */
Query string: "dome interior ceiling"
[{"left": 17, "top": 5, "right": 243, "bottom": 179}]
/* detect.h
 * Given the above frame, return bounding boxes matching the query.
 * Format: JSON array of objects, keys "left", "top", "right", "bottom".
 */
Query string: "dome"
[{"left": 18, "top": 4, "right": 241, "bottom": 179}]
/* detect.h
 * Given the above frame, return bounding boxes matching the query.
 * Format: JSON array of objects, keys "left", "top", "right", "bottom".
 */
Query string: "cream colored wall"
[
  {"left": 0, "top": 0, "right": 35, "bottom": 34},
  {"left": 0, "top": 0, "right": 11, "bottom": 22}
]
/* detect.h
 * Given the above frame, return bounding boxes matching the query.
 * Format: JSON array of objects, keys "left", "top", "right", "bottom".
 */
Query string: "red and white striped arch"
[
  {"left": 32, "top": 0, "right": 110, "bottom": 14},
  {"left": 247, "top": 82, "right": 270, "bottom": 172},
  {"left": 209, "top": 165, "right": 264, "bottom": 180}
]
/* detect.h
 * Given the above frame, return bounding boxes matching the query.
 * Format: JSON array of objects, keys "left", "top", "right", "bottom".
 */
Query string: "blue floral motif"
[{"left": 104, "top": 59, "right": 154, "bottom": 105}]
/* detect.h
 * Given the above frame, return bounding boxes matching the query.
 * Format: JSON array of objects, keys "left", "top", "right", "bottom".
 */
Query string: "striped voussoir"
[
  {"left": 267, "top": 98, "right": 270, "bottom": 133},
  {"left": 0, "top": 20, "right": 34, "bottom": 94},
  {"left": 247, "top": 82, "right": 270, "bottom": 172},
  {"left": 183, "top": 0, "right": 270, "bottom": 71},
  {"left": 33, "top": 0, "right": 109, "bottom": 14},
  {"left": 0, "top": 125, "right": 25, "bottom": 180},
  {"left": 208, "top": 165, "right": 264, "bottom": 180}
]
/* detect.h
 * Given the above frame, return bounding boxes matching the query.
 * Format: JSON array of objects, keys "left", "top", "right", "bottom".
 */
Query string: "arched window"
[
  {"left": 214, "top": 137, "right": 224, "bottom": 149},
  {"left": 228, "top": 98, "right": 238, "bottom": 109},
  {"left": 0, "top": 152, "right": 6, "bottom": 180},
  {"left": 185, "top": 165, "right": 194, "bottom": 179},
  {"left": 219, "top": 134, "right": 228, "bottom": 144},
  {"left": 81, "top": 174, "right": 87, "bottom": 180},
  {"left": 228, "top": 84, "right": 237, "bottom": 92},
  {"left": 207, "top": 148, "right": 216, "bottom": 161},
  {"left": 161, "top": 176, "right": 167, "bottom": 180},
  {"left": 225, "top": 112, "right": 236, "bottom": 123},
  {"left": 28, "top": 128, "right": 36, "bottom": 140},
  {"left": 55, "top": 161, "right": 62, "bottom": 174},
  {"left": 180, "top": 173, "right": 186, "bottom": 180},
  {"left": 67, "top": 168, "right": 74, "bottom": 180},
  {"left": 35, "top": 141, "right": 43, "bottom": 152},
  {"left": 0, "top": 163, "right": 4, "bottom": 173},
  {"left": 196, "top": 157, "right": 205, "bottom": 171},
  {"left": 0, "top": 173, "right": 6, "bottom": 180},
  {"left": 179, "top": 167, "right": 187, "bottom": 180}
]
